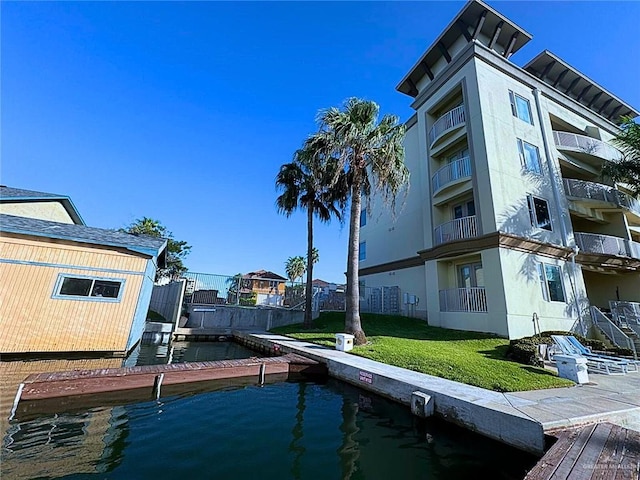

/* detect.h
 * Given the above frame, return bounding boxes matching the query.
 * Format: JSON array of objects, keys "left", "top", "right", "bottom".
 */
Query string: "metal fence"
[{"left": 182, "top": 271, "right": 308, "bottom": 308}]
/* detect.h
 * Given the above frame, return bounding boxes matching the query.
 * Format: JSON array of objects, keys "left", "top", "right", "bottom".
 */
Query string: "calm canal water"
[{"left": 1, "top": 342, "right": 538, "bottom": 479}]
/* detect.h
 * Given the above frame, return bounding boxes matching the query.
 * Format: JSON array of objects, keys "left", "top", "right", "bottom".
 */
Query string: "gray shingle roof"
[
  {"left": 0, "top": 214, "right": 167, "bottom": 257},
  {"left": 0, "top": 185, "right": 85, "bottom": 225},
  {"left": 0, "top": 186, "right": 68, "bottom": 199}
]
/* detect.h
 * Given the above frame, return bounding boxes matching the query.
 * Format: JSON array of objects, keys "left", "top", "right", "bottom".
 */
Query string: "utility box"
[
  {"left": 335, "top": 333, "right": 354, "bottom": 352},
  {"left": 555, "top": 354, "right": 589, "bottom": 384}
]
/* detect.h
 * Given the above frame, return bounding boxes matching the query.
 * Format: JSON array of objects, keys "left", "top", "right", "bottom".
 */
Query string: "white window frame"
[
  {"left": 509, "top": 90, "right": 534, "bottom": 125},
  {"left": 527, "top": 195, "right": 552, "bottom": 231},
  {"left": 517, "top": 138, "right": 543, "bottom": 175},
  {"left": 359, "top": 241, "right": 366, "bottom": 261},
  {"left": 538, "top": 263, "right": 566, "bottom": 303},
  {"left": 52, "top": 273, "right": 125, "bottom": 302}
]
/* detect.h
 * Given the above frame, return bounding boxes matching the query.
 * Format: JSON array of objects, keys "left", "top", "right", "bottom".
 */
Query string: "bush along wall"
[{"left": 506, "top": 331, "right": 634, "bottom": 366}]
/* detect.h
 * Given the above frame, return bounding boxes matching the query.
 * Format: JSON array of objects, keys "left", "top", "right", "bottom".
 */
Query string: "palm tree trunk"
[
  {"left": 304, "top": 206, "right": 314, "bottom": 328},
  {"left": 345, "top": 173, "right": 367, "bottom": 344}
]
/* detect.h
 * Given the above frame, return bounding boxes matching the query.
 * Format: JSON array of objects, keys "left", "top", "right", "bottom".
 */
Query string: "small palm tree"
[
  {"left": 276, "top": 136, "right": 347, "bottom": 328},
  {"left": 285, "top": 256, "right": 306, "bottom": 286},
  {"left": 317, "top": 98, "right": 408, "bottom": 344},
  {"left": 603, "top": 117, "right": 640, "bottom": 196}
]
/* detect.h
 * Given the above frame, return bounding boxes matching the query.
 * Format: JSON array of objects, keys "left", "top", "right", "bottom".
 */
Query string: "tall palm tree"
[
  {"left": 317, "top": 98, "right": 408, "bottom": 345},
  {"left": 603, "top": 117, "right": 640, "bottom": 195},
  {"left": 276, "top": 136, "right": 347, "bottom": 328}
]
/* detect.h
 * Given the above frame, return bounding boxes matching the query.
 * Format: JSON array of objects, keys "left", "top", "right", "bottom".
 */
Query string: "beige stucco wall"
[
  {"left": 582, "top": 270, "right": 640, "bottom": 308},
  {"left": 359, "top": 265, "right": 427, "bottom": 319},
  {"left": 497, "top": 248, "right": 586, "bottom": 339},
  {"left": 0, "top": 201, "right": 75, "bottom": 224},
  {"left": 360, "top": 120, "right": 425, "bottom": 266}
]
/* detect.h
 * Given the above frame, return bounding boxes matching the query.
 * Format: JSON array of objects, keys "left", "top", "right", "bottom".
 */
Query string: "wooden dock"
[
  {"left": 18, "top": 353, "right": 325, "bottom": 401},
  {"left": 525, "top": 422, "right": 640, "bottom": 479}
]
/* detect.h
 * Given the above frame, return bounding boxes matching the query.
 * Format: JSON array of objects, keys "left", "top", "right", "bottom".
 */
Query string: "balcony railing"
[
  {"left": 439, "top": 287, "right": 487, "bottom": 312},
  {"left": 434, "top": 215, "right": 477, "bottom": 246},
  {"left": 575, "top": 232, "right": 640, "bottom": 260},
  {"left": 429, "top": 105, "right": 465, "bottom": 146},
  {"left": 432, "top": 156, "right": 472, "bottom": 193},
  {"left": 553, "top": 131, "right": 623, "bottom": 163},
  {"left": 563, "top": 179, "right": 640, "bottom": 218}
]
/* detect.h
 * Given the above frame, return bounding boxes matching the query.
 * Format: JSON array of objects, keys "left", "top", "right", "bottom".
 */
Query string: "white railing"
[
  {"left": 434, "top": 215, "right": 477, "bottom": 246},
  {"left": 439, "top": 287, "right": 487, "bottom": 312},
  {"left": 432, "top": 156, "right": 472, "bottom": 193},
  {"left": 429, "top": 105, "right": 466, "bottom": 146},
  {"left": 591, "top": 306, "right": 637, "bottom": 360},
  {"left": 575, "top": 232, "right": 640, "bottom": 260},
  {"left": 553, "top": 131, "right": 623, "bottom": 163},
  {"left": 563, "top": 179, "right": 640, "bottom": 217}
]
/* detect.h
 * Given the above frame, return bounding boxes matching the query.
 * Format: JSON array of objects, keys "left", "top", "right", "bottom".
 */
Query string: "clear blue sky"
[{"left": 3, "top": 1, "right": 639, "bottom": 283}]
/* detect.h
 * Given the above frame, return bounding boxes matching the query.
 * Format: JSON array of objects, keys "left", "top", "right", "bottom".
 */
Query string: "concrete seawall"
[
  {"left": 234, "top": 331, "right": 547, "bottom": 455},
  {"left": 184, "top": 305, "right": 304, "bottom": 331}
]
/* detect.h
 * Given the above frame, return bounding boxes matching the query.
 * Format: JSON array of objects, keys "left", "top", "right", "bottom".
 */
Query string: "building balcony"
[
  {"left": 432, "top": 156, "right": 472, "bottom": 194},
  {"left": 434, "top": 215, "right": 478, "bottom": 246},
  {"left": 553, "top": 131, "right": 623, "bottom": 164},
  {"left": 429, "top": 105, "right": 466, "bottom": 147},
  {"left": 564, "top": 179, "right": 640, "bottom": 219},
  {"left": 439, "top": 287, "right": 487, "bottom": 313},
  {"left": 575, "top": 232, "right": 640, "bottom": 260}
]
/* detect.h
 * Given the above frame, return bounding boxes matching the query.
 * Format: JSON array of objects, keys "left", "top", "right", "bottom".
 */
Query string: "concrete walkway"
[{"left": 236, "top": 331, "right": 640, "bottom": 455}]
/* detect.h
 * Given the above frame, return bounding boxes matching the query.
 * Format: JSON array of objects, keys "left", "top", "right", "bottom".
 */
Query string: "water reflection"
[{"left": 1, "top": 378, "right": 537, "bottom": 479}]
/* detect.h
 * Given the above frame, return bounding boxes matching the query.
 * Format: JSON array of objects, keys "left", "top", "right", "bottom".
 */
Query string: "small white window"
[
  {"left": 359, "top": 241, "right": 366, "bottom": 261},
  {"left": 53, "top": 274, "right": 124, "bottom": 301},
  {"left": 527, "top": 195, "right": 552, "bottom": 231},
  {"left": 509, "top": 91, "right": 534, "bottom": 125},
  {"left": 538, "top": 264, "right": 566, "bottom": 302},
  {"left": 517, "top": 139, "right": 543, "bottom": 175}
]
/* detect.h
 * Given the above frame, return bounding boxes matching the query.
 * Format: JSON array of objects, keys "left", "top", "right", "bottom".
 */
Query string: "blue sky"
[{"left": 3, "top": 1, "right": 639, "bottom": 283}]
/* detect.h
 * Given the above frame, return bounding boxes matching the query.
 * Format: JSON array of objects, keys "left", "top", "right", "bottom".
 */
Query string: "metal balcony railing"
[
  {"left": 432, "top": 156, "right": 472, "bottom": 193},
  {"left": 434, "top": 215, "right": 477, "bottom": 246},
  {"left": 553, "top": 131, "right": 623, "bottom": 163},
  {"left": 575, "top": 232, "right": 640, "bottom": 260},
  {"left": 563, "top": 178, "right": 640, "bottom": 217},
  {"left": 439, "top": 287, "right": 487, "bottom": 312},
  {"left": 429, "top": 105, "right": 465, "bottom": 146}
]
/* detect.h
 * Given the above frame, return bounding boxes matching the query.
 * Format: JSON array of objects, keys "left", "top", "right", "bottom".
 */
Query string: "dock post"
[
  {"left": 259, "top": 363, "right": 266, "bottom": 385},
  {"left": 153, "top": 373, "right": 165, "bottom": 399},
  {"left": 8, "top": 383, "right": 25, "bottom": 421}
]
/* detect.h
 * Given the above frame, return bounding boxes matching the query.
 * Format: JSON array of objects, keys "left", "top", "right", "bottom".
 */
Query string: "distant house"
[
  {"left": 0, "top": 186, "right": 167, "bottom": 356},
  {"left": 239, "top": 270, "right": 287, "bottom": 306},
  {"left": 312, "top": 279, "right": 346, "bottom": 311}
]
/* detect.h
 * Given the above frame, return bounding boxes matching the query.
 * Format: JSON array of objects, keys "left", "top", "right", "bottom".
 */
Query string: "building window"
[
  {"left": 268, "top": 280, "right": 279, "bottom": 289},
  {"left": 538, "top": 264, "right": 565, "bottom": 302},
  {"left": 359, "top": 241, "right": 366, "bottom": 261},
  {"left": 53, "top": 274, "right": 124, "bottom": 301},
  {"left": 517, "top": 139, "right": 543, "bottom": 175},
  {"left": 509, "top": 91, "right": 533, "bottom": 125},
  {"left": 527, "top": 195, "right": 552, "bottom": 231},
  {"left": 360, "top": 209, "right": 367, "bottom": 227}
]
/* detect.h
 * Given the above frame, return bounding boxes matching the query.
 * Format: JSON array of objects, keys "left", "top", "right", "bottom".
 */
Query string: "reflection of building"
[
  {"left": 0, "top": 187, "right": 167, "bottom": 355},
  {"left": 359, "top": 1, "right": 640, "bottom": 338}
]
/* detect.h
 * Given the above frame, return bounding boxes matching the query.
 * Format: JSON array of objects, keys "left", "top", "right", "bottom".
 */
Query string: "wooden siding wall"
[{"left": 0, "top": 234, "right": 148, "bottom": 354}]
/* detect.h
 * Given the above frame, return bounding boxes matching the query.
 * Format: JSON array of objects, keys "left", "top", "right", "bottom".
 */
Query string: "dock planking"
[
  {"left": 18, "top": 353, "right": 325, "bottom": 401},
  {"left": 525, "top": 422, "right": 640, "bottom": 480}
]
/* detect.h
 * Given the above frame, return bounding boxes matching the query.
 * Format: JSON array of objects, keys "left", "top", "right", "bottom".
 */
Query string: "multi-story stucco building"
[{"left": 359, "top": 0, "right": 640, "bottom": 339}]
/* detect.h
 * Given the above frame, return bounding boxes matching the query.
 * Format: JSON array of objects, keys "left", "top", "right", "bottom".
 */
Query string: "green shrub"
[{"left": 506, "top": 330, "right": 633, "bottom": 366}]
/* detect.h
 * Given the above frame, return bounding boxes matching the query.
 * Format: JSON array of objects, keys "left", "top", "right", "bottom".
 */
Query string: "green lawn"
[{"left": 271, "top": 312, "right": 573, "bottom": 392}]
